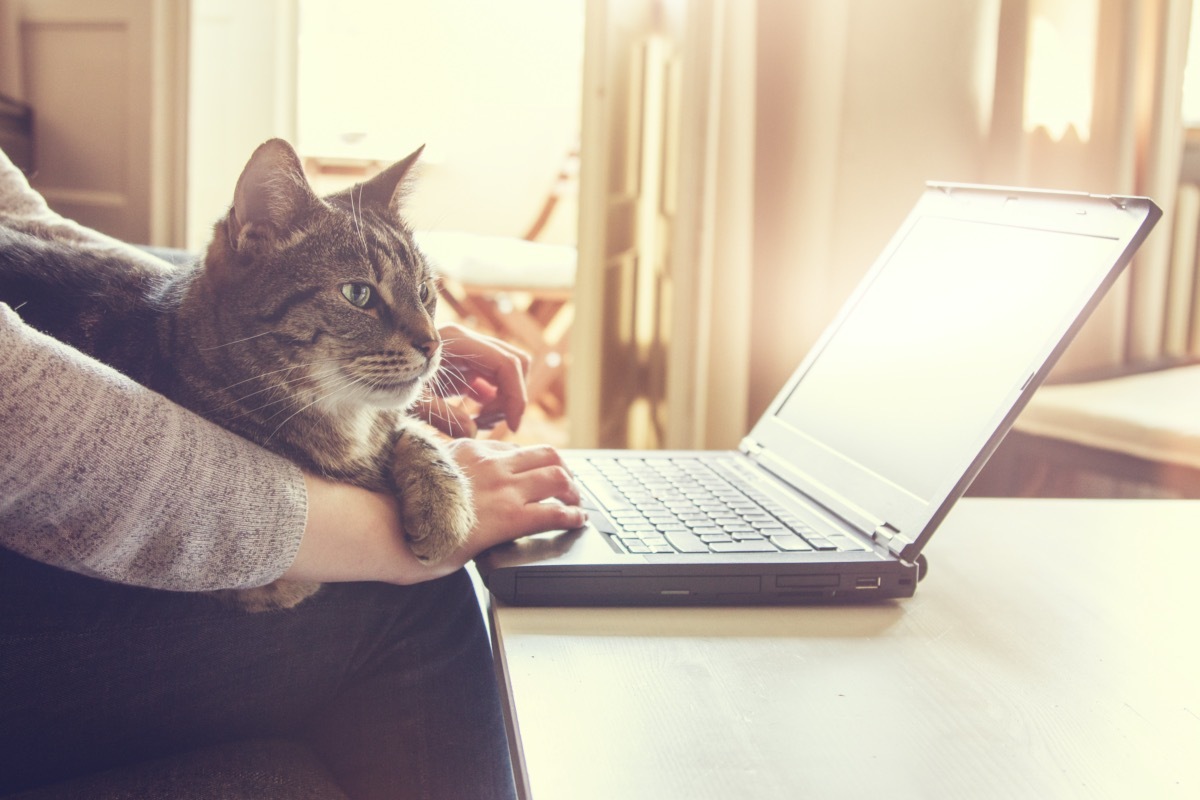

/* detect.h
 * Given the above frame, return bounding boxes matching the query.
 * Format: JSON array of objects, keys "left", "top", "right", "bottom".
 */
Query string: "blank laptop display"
[{"left": 476, "top": 183, "right": 1161, "bottom": 606}]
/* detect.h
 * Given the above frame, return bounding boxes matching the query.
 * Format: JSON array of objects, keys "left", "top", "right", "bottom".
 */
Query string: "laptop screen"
[
  {"left": 773, "top": 215, "right": 1119, "bottom": 500},
  {"left": 748, "top": 185, "right": 1159, "bottom": 557}
]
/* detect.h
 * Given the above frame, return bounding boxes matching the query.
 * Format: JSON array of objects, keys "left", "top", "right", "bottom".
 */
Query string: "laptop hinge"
[
  {"left": 873, "top": 523, "right": 914, "bottom": 557},
  {"left": 739, "top": 437, "right": 764, "bottom": 459}
]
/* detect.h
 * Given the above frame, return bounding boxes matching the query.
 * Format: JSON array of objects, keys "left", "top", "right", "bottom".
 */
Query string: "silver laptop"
[{"left": 476, "top": 183, "right": 1161, "bottom": 605}]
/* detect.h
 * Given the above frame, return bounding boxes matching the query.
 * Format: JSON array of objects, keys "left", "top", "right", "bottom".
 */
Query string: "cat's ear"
[
  {"left": 353, "top": 145, "right": 424, "bottom": 219},
  {"left": 229, "top": 138, "right": 319, "bottom": 248}
]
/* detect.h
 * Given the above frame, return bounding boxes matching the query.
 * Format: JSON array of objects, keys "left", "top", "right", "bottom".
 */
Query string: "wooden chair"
[
  {"left": 417, "top": 230, "right": 575, "bottom": 419},
  {"left": 420, "top": 147, "right": 579, "bottom": 420}
]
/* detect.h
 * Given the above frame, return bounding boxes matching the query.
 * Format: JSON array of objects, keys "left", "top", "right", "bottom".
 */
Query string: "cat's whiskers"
[
  {"left": 224, "top": 372, "right": 331, "bottom": 416},
  {"left": 420, "top": 377, "right": 462, "bottom": 438},
  {"left": 426, "top": 368, "right": 480, "bottom": 438},
  {"left": 349, "top": 184, "right": 369, "bottom": 254},
  {"left": 423, "top": 395, "right": 460, "bottom": 438},
  {"left": 263, "top": 370, "right": 368, "bottom": 443},
  {"left": 263, "top": 365, "right": 414, "bottom": 444},
  {"left": 265, "top": 363, "right": 410, "bottom": 427},
  {"left": 433, "top": 339, "right": 493, "bottom": 374},
  {"left": 199, "top": 329, "right": 281, "bottom": 351},
  {"left": 436, "top": 334, "right": 487, "bottom": 352},
  {"left": 432, "top": 359, "right": 473, "bottom": 398},
  {"left": 215, "top": 359, "right": 353, "bottom": 414},
  {"left": 227, "top": 364, "right": 349, "bottom": 421},
  {"left": 215, "top": 356, "right": 352, "bottom": 396}
]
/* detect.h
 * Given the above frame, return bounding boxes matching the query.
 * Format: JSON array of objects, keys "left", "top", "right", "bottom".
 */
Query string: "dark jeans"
[{"left": 0, "top": 548, "right": 516, "bottom": 800}]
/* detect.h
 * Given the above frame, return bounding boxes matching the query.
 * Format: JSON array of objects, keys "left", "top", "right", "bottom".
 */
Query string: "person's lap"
[{"left": 0, "top": 547, "right": 516, "bottom": 799}]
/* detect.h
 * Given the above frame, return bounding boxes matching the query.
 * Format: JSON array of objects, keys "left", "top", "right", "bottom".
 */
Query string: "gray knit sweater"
[{"left": 0, "top": 149, "right": 307, "bottom": 591}]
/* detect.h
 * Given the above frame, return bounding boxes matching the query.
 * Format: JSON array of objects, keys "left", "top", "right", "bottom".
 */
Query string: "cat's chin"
[
  {"left": 313, "top": 380, "right": 423, "bottom": 414},
  {"left": 363, "top": 385, "right": 422, "bottom": 409}
]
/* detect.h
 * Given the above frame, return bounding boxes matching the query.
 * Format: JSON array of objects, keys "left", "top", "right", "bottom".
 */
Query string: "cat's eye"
[
  {"left": 340, "top": 282, "right": 374, "bottom": 308},
  {"left": 418, "top": 282, "right": 432, "bottom": 303}
]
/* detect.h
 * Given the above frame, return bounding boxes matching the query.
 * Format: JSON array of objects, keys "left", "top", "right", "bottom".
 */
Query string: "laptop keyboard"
[{"left": 571, "top": 456, "right": 866, "bottom": 555}]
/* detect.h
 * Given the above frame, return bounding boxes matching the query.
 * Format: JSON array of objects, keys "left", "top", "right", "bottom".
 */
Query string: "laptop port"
[{"left": 854, "top": 576, "right": 882, "bottom": 590}]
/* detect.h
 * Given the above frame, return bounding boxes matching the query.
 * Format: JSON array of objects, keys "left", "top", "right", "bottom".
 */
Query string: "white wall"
[
  {"left": 296, "top": 0, "right": 584, "bottom": 245},
  {"left": 186, "top": 0, "right": 297, "bottom": 251}
]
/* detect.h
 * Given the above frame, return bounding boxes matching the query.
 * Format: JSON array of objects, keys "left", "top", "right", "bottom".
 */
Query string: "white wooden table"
[{"left": 489, "top": 498, "right": 1200, "bottom": 799}]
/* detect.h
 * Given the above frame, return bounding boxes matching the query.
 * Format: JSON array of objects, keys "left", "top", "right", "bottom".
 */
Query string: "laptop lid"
[{"left": 741, "top": 183, "right": 1160, "bottom": 562}]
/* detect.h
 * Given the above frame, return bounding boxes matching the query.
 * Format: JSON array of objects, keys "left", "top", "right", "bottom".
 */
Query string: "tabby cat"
[{"left": 0, "top": 138, "right": 474, "bottom": 611}]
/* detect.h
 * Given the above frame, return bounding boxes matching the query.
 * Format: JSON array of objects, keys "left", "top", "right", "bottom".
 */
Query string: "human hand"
[
  {"left": 444, "top": 438, "right": 586, "bottom": 558},
  {"left": 417, "top": 323, "right": 532, "bottom": 438}
]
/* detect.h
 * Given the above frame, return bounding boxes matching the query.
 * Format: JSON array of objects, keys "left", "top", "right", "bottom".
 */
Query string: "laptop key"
[
  {"left": 822, "top": 535, "right": 867, "bottom": 551},
  {"left": 665, "top": 530, "right": 711, "bottom": 554},
  {"left": 709, "top": 541, "right": 778, "bottom": 553},
  {"left": 590, "top": 513, "right": 621, "bottom": 535},
  {"left": 769, "top": 535, "right": 813, "bottom": 552},
  {"left": 583, "top": 479, "right": 639, "bottom": 513},
  {"left": 804, "top": 538, "right": 839, "bottom": 551}
]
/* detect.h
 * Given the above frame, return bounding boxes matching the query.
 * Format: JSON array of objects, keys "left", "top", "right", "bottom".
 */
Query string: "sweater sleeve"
[{"left": 0, "top": 304, "right": 309, "bottom": 591}]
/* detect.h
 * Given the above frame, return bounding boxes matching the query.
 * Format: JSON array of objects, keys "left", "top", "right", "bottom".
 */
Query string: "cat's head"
[{"left": 202, "top": 138, "right": 441, "bottom": 414}]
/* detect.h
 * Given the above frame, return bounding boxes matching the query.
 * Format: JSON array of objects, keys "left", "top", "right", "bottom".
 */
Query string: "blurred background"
[{"left": 3, "top": 0, "right": 1200, "bottom": 496}]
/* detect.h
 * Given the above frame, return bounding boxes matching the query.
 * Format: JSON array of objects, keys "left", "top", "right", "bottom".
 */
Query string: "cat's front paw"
[{"left": 391, "top": 428, "right": 476, "bottom": 563}]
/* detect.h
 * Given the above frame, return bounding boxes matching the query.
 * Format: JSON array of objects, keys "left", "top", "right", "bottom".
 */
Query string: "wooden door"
[{"left": 17, "top": 0, "right": 186, "bottom": 245}]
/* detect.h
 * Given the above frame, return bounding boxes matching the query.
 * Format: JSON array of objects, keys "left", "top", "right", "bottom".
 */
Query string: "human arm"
[
  {"left": 0, "top": 303, "right": 309, "bottom": 591},
  {"left": 285, "top": 438, "right": 586, "bottom": 584}
]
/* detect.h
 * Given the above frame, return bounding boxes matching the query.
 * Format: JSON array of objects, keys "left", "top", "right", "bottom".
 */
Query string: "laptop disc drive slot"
[{"left": 517, "top": 575, "right": 762, "bottom": 597}]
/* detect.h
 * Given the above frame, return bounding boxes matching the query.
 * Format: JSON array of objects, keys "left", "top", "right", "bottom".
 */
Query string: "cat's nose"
[{"left": 416, "top": 338, "right": 440, "bottom": 359}]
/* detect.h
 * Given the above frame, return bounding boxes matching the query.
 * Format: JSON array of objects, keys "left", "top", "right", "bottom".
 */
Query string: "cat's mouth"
[
  {"left": 311, "top": 376, "right": 423, "bottom": 413},
  {"left": 366, "top": 375, "right": 424, "bottom": 400},
  {"left": 319, "top": 355, "right": 440, "bottom": 411},
  {"left": 345, "top": 373, "right": 427, "bottom": 410}
]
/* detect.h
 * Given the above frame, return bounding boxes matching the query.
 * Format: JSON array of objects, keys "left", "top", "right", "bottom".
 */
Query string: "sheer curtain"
[{"left": 572, "top": 0, "right": 1193, "bottom": 449}]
